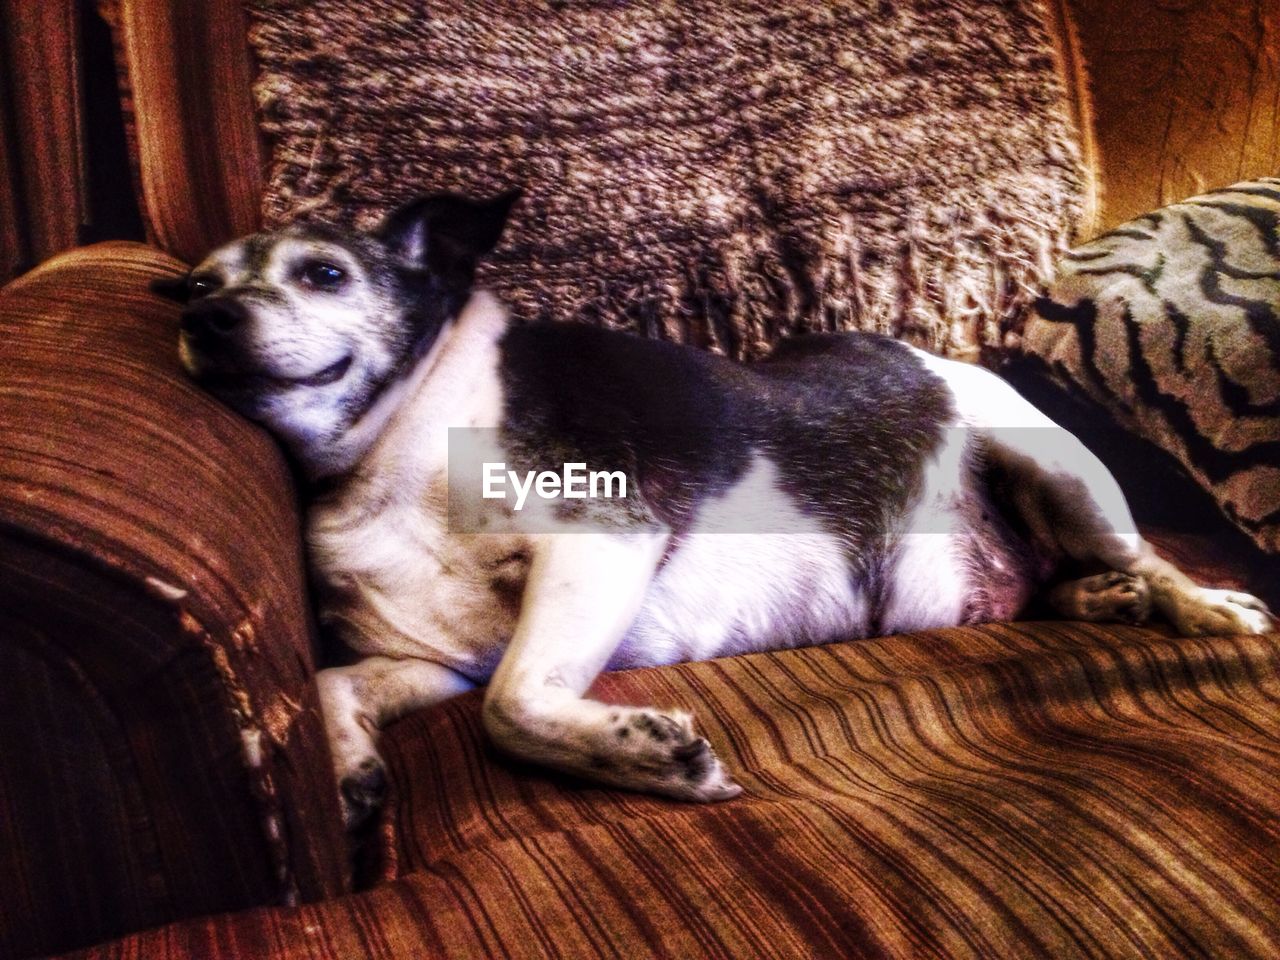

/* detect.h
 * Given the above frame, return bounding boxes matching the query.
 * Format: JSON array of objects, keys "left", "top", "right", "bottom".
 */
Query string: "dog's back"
[
  {"left": 492, "top": 322, "right": 1045, "bottom": 664},
  {"left": 499, "top": 323, "right": 953, "bottom": 545}
]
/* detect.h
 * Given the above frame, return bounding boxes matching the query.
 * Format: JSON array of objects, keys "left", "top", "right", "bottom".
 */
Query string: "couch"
[{"left": 2, "top": 1, "right": 1279, "bottom": 957}]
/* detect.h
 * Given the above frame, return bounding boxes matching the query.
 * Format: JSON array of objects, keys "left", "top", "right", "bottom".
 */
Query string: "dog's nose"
[{"left": 182, "top": 298, "right": 248, "bottom": 338}]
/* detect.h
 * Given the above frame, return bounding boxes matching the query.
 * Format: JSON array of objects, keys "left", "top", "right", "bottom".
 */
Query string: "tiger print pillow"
[{"left": 1022, "top": 177, "right": 1280, "bottom": 553}]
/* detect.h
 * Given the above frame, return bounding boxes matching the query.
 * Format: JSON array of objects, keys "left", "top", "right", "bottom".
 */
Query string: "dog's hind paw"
[
  {"left": 1049, "top": 571, "right": 1151, "bottom": 625},
  {"left": 1168, "top": 588, "right": 1276, "bottom": 637},
  {"left": 339, "top": 755, "right": 387, "bottom": 829},
  {"left": 1083, "top": 571, "right": 1151, "bottom": 624}
]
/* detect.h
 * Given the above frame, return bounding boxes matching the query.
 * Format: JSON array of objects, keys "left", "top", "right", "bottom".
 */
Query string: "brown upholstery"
[
  {"left": 5, "top": 1, "right": 1280, "bottom": 958},
  {"left": 0, "top": 244, "right": 346, "bottom": 959},
  {"left": 0, "top": 0, "right": 85, "bottom": 282},
  {"left": 62, "top": 610, "right": 1280, "bottom": 959},
  {"left": 105, "top": 0, "right": 266, "bottom": 261}
]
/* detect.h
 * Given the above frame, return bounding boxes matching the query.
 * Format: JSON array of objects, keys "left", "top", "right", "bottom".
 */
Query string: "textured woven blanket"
[{"left": 247, "top": 0, "right": 1084, "bottom": 359}]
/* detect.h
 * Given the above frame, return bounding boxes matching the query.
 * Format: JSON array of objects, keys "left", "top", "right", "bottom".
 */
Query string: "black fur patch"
[{"left": 497, "top": 321, "right": 953, "bottom": 568}]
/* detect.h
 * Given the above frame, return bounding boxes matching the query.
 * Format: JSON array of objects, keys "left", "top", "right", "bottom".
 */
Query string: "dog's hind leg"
[
  {"left": 482, "top": 530, "right": 742, "bottom": 802},
  {"left": 914, "top": 352, "right": 1274, "bottom": 636},
  {"left": 984, "top": 423, "right": 1273, "bottom": 635},
  {"left": 317, "top": 657, "right": 475, "bottom": 827}
]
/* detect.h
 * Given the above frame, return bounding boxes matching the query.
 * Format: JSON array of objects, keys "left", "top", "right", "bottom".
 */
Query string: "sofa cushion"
[
  {"left": 1022, "top": 178, "right": 1280, "bottom": 553},
  {"left": 60, "top": 590, "right": 1280, "bottom": 958},
  {"left": 245, "top": 0, "right": 1085, "bottom": 361},
  {"left": 366, "top": 538, "right": 1277, "bottom": 958}
]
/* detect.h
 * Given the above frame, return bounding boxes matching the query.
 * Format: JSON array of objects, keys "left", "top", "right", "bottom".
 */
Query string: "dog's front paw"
[
  {"left": 610, "top": 709, "right": 742, "bottom": 802},
  {"left": 669, "top": 735, "right": 742, "bottom": 801},
  {"left": 339, "top": 755, "right": 387, "bottom": 829},
  {"left": 1169, "top": 588, "right": 1275, "bottom": 637}
]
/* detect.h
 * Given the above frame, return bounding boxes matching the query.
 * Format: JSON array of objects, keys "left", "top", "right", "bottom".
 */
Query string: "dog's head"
[{"left": 158, "top": 190, "right": 519, "bottom": 452}]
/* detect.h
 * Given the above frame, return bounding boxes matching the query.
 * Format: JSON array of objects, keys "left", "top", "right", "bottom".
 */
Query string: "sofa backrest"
[{"left": 106, "top": 0, "right": 266, "bottom": 263}]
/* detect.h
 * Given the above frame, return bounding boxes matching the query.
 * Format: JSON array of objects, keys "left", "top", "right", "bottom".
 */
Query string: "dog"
[{"left": 160, "top": 191, "right": 1275, "bottom": 827}]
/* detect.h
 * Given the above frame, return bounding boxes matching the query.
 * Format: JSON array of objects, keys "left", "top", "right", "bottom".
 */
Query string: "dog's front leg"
[
  {"left": 482, "top": 531, "right": 742, "bottom": 802},
  {"left": 317, "top": 656, "right": 474, "bottom": 827}
]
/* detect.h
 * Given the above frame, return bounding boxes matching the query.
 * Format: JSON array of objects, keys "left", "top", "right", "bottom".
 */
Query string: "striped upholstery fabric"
[
  {"left": 0, "top": 243, "right": 347, "bottom": 958},
  {"left": 64, "top": 589, "right": 1280, "bottom": 958},
  {"left": 94, "top": 0, "right": 266, "bottom": 263},
  {"left": 0, "top": 0, "right": 85, "bottom": 282}
]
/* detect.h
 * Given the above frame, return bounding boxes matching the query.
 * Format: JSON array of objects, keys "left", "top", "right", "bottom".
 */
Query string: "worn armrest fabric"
[{"left": 0, "top": 243, "right": 346, "bottom": 959}]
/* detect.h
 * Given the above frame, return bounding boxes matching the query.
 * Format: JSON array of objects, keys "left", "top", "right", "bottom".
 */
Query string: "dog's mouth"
[
  {"left": 196, "top": 354, "right": 353, "bottom": 392},
  {"left": 289, "top": 354, "right": 354, "bottom": 388}
]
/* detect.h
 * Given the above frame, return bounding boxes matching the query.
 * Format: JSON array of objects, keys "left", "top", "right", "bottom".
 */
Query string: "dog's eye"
[
  {"left": 189, "top": 275, "right": 221, "bottom": 299},
  {"left": 300, "top": 261, "right": 347, "bottom": 289}
]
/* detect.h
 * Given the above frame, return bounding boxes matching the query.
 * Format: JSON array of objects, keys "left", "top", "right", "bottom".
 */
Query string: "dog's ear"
[
  {"left": 377, "top": 189, "right": 521, "bottom": 274},
  {"left": 150, "top": 272, "right": 192, "bottom": 304}
]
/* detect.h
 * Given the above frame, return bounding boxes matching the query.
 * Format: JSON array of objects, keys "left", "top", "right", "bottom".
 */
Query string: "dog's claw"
[{"left": 340, "top": 756, "right": 387, "bottom": 829}]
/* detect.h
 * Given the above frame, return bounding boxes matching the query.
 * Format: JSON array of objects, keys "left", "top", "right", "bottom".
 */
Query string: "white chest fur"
[{"left": 307, "top": 292, "right": 527, "bottom": 678}]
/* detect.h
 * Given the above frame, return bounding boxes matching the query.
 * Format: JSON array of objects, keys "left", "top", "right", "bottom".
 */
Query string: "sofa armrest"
[{"left": 0, "top": 243, "right": 346, "bottom": 960}]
